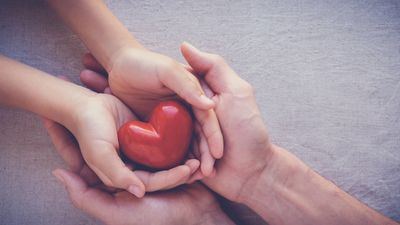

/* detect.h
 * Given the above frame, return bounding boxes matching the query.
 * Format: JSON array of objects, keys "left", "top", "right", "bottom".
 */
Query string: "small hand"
[
  {"left": 46, "top": 77, "right": 200, "bottom": 197},
  {"left": 44, "top": 118, "right": 232, "bottom": 225},
  {"left": 180, "top": 43, "right": 273, "bottom": 202},
  {"left": 81, "top": 51, "right": 223, "bottom": 176}
]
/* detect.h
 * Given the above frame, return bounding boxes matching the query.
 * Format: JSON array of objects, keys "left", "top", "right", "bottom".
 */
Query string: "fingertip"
[
  {"left": 80, "top": 69, "right": 109, "bottom": 93},
  {"left": 211, "top": 143, "right": 224, "bottom": 159},
  {"left": 199, "top": 95, "right": 215, "bottom": 109},
  {"left": 185, "top": 159, "right": 200, "bottom": 174},
  {"left": 81, "top": 53, "right": 92, "bottom": 67},
  {"left": 187, "top": 170, "right": 204, "bottom": 184},
  {"left": 128, "top": 185, "right": 145, "bottom": 198},
  {"left": 201, "top": 160, "right": 215, "bottom": 177},
  {"left": 181, "top": 41, "right": 198, "bottom": 54}
]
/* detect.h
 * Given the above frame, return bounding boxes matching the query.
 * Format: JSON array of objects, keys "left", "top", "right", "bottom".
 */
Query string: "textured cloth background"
[{"left": 0, "top": 0, "right": 399, "bottom": 224}]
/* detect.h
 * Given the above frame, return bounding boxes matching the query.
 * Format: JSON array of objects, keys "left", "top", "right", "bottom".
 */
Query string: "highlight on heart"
[{"left": 118, "top": 100, "right": 193, "bottom": 170}]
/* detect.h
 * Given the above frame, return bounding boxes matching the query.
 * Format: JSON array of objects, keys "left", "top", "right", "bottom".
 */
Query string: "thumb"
[
  {"left": 52, "top": 169, "right": 115, "bottom": 223},
  {"left": 180, "top": 42, "right": 244, "bottom": 93},
  {"left": 180, "top": 42, "right": 215, "bottom": 75}
]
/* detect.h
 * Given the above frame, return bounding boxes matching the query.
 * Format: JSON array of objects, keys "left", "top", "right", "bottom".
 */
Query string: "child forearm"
[
  {"left": 47, "top": 0, "right": 144, "bottom": 71},
  {"left": 0, "top": 55, "right": 94, "bottom": 130}
]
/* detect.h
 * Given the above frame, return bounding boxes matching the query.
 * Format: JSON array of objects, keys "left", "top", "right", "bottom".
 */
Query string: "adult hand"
[
  {"left": 81, "top": 50, "right": 223, "bottom": 176},
  {"left": 180, "top": 42, "right": 273, "bottom": 202},
  {"left": 44, "top": 118, "right": 233, "bottom": 225}
]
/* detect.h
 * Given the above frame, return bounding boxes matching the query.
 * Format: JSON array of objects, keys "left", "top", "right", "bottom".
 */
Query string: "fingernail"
[
  {"left": 52, "top": 171, "right": 65, "bottom": 185},
  {"left": 128, "top": 185, "right": 144, "bottom": 198},
  {"left": 200, "top": 94, "right": 214, "bottom": 107}
]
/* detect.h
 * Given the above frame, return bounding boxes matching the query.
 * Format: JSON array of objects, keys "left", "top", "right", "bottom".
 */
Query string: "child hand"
[
  {"left": 81, "top": 49, "right": 223, "bottom": 176},
  {"left": 50, "top": 76, "right": 200, "bottom": 197},
  {"left": 43, "top": 117, "right": 229, "bottom": 225}
]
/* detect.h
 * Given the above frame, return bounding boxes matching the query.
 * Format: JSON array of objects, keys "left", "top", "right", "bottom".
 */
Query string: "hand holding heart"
[
  {"left": 180, "top": 43, "right": 273, "bottom": 203},
  {"left": 82, "top": 49, "right": 223, "bottom": 176},
  {"left": 52, "top": 76, "right": 202, "bottom": 198},
  {"left": 81, "top": 52, "right": 226, "bottom": 177},
  {"left": 43, "top": 118, "right": 231, "bottom": 225}
]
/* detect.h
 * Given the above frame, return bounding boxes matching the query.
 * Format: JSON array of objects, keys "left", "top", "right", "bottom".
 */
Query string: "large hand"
[
  {"left": 81, "top": 51, "right": 223, "bottom": 176},
  {"left": 180, "top": 43, "right": 274, "bottom": 202},
  {"left": 44, "top": 118, "right": 233, "bottom": 225}
]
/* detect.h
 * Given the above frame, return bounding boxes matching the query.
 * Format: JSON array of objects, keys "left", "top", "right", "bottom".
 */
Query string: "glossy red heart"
[{"left": 118, "top": 101, "right": 193, "bottom": 170}]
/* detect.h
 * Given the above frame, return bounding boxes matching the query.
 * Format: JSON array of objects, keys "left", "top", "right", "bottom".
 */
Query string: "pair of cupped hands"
[{"left": 46, "top": 43, "right": 272, "bottom": 224}]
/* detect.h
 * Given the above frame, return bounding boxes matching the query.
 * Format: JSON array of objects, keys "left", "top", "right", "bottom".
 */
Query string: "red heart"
[{"left": 118, "top": 101, "right": 193, "bottom": 170}]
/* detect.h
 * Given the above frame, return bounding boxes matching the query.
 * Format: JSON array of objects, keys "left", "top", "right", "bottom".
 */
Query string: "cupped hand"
[
  {"left": 43, "top": 118, "right": 230, "bottom": 225},
  {"left": 47, "top": 77, "right": 201, "bottom": 197},
  {"left": 180, "top": 42, "right": 274, "bottom": 202},
  {"left": 81, "top": 50, "right": 223, "bottom": 176}
]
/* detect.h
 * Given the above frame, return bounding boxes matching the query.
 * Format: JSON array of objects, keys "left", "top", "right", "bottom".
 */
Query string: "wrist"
[
  {"left": 241, "top": 145, "right": 319, "bottom": 224},
  {"left": 107, "top": 46, "right": 148, "bottom": 74},
  {"left": 57, "top": 84, "right": 97, "bottom": 133}
]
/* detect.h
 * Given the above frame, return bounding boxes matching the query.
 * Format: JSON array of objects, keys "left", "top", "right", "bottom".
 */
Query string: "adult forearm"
[
  {"left": 48, "top": 0, "right": 144, "bottom": 71},
  {"left": 0, "top": 55, "right": 93, "bottom": 129},
  {"left": 244, "top": 145, "right": 398, "bottom": 225}
]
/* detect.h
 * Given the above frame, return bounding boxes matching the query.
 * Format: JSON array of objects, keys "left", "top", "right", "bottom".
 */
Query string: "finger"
[
  {"left": 84, "top": 141, "right": 145, "bottom": 198},
  {"left": 134, "top": 159, "right": 200, "bottom": 192},
  {"left": 79, "top": 164, "right": 101, "bottom": 186},
  {"left": 81, "top": 53, "right": 107, "bottom": 75},
  {"left": 52, "top": 169, "right": 115, "bottom": 224},
  {"left": 181, "top": 42, "right": 244, "bottom": 93},
  {"left": 195, "top": 123, "right": 215, "bottom": 177},
  {"left": 158, "top": 63, "right": 215, "bottom": 110},
  {"left": 80, "top": 69, "right": 109, "bottom": 93},
  {"left": 41, "top": 117, "right": 83, "bottom": 173},
  {"left": 187, "top": 170, "right": 205, "bottom": 184},
  {"left": 193, "top": 108, "right": 224, "bottom": 160},
  {"left": 104, "top": 87, "right": 112, "bottom": 94},
  {"left": 180, "top": 63, "right": 195, "bottom": 74}
]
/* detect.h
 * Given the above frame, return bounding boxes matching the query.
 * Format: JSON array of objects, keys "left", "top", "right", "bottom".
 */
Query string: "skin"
[
  {"left": 39, "top": 79, "right": 234, "bottom": 225},
  {"left": 48, "top": 0, "right": 223, "bottom": 178},
  {"left": 0, "top": 56, "right": 206, "bottom": 197},
  {"left": 44, "top": 119, "right": 234, "bottom": 225},
  {"left": 52, "top": 42, "right": 399, "bottom": 225},
  {"left": 180, "top": 43, "right": 399, "bottom": 225}
]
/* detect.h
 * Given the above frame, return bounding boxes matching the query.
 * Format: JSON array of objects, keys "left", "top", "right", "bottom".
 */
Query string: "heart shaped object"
[{"left": 118, "top": 101, "right": 193, "bottom": 170}]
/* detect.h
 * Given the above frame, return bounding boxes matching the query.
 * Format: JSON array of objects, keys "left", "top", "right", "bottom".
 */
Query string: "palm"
[
  {"left": 178, "top": 42, "right": 272, "bottom": 202},
  {"left": 203, "top": 86, "right": 271, "bottom": 202},
  {"left": 106, "top": 184, "right": 217, "bottom": 225},
  {"left": 76, "top": 93, "right": 135, "bottom": 150},
  {"left": 109, "top": 49, "right": 181, "bottom": 118},
  {"left": 44, "top": 105, "right": 220, "bottom": 225}
]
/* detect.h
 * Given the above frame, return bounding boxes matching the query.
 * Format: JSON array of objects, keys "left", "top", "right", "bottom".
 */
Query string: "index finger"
[
  {"left": 83, "top": 140, "right": 145, "bottom": 198},
  {"left": 158, "top": 63, "right": 215, "bottom": 110}
]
